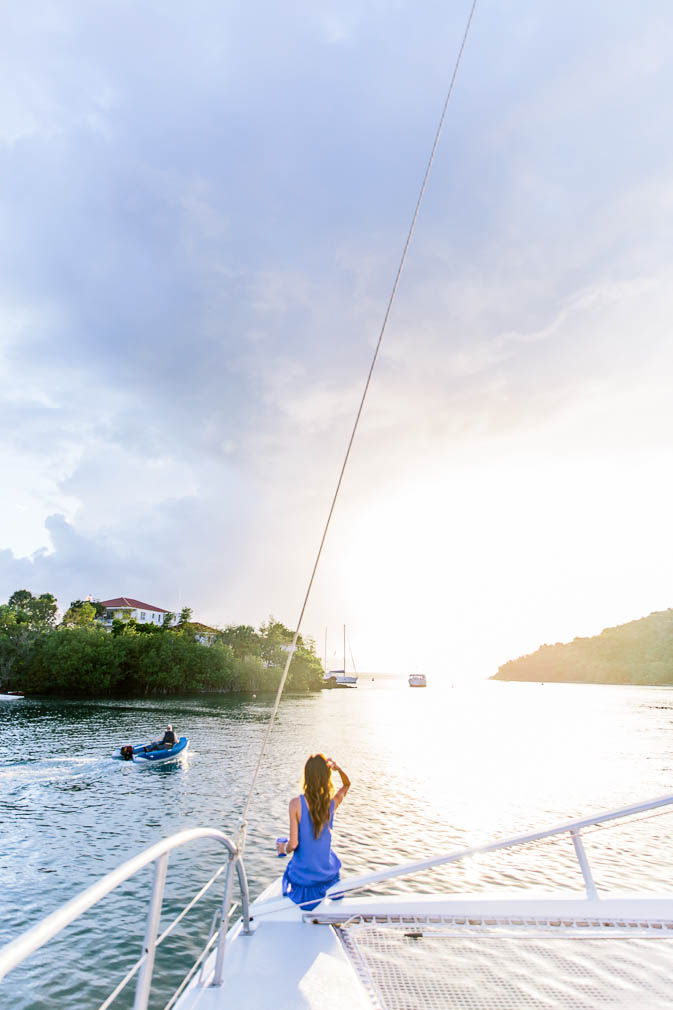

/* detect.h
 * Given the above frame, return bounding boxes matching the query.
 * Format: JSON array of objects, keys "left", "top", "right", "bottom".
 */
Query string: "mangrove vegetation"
[{"left": 0, "top": 590, "right": 323, "bottom": 696}]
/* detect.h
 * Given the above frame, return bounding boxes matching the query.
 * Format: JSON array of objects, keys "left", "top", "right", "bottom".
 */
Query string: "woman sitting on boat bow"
[{"left": 277, "top": 754, "right": 350, "bottom": 910}]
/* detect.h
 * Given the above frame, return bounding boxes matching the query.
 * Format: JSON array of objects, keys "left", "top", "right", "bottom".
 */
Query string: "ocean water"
[{"left": 1, "top": 679, "right": 673, "bottom": 1008}]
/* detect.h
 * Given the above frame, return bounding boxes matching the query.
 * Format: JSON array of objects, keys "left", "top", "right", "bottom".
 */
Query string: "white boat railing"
[
  {"left": 323, "top": 792, "right": 673, "bottom": 904},
  {"left": 0, "top": 827, "right": 250, "bottom": 1009},
  {"left": 3, "top": 794, "right": 673, "bottom": 1004}
]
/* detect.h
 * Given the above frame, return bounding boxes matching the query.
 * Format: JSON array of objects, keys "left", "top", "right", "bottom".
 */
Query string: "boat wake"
[{"left": 0, "top": 755, "right": 111, "bottom": 791}]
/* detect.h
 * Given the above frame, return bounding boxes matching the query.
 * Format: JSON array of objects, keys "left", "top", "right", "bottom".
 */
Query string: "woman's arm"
[
  {"left": 276, "top": 796, "right": 301, "bottom": 855},
  {"left": 327, "top": 759, "right": 351, "bottom": 809}
]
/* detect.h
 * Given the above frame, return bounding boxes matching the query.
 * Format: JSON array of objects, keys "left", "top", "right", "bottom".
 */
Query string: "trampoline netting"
[{"left": 335, "top": 917, "right": 673, "bottom": 1010}]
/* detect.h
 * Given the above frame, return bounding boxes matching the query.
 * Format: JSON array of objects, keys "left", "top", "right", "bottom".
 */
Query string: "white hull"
[
  {"left": 335, "top": 674, "right": 357, "bottom": 686},
  {"left": 0, "top": 693, "right": 24, "bottom": 701},
  {"left": 324, "top": 671, "right": 358, "bottom": 688}
]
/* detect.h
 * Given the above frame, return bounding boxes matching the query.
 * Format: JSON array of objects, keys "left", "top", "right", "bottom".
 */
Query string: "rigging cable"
[
  {"left": 348, "top": 634, "right": 358, "bottom": 677},
  {"left": 237, "top": 0, "right": 479, "bottom": 850}
]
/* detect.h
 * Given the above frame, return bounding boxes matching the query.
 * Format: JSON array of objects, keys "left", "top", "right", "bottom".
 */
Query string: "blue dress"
[{"left": 282, "top": 795, "right": 341, "bottom": 910}]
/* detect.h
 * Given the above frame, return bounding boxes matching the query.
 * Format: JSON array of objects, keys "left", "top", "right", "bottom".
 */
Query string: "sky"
[{"left": 1, "top": 0, "right": 673, "bottom": 678}]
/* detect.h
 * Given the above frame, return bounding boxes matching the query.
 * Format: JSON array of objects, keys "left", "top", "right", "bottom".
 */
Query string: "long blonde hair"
[{"left": 303, "top": 754, "right": 333, "bottom": 839}]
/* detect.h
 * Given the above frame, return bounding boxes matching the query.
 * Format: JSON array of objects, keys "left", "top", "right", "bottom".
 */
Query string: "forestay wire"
[{"left": 237, "top": 0, "right": 479, "bottom": 849}]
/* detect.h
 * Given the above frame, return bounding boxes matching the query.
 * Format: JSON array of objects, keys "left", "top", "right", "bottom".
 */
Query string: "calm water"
[{"left": 2, "top": 680, "right": 673, "bottom": 1008}]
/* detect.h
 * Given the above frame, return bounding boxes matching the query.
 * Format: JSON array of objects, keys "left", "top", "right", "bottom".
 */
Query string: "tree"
[
  {"left": 8, "top": 589, "right": 33, "bottom": 611},
  {"left": 27, "top": 594, "right": 58, "bottom": 629},
  {"left": 6, "top": 589, "right": 58, "bottom": 630},
  {"left": 163, "top": 612, "right": 175, "bottom": 627},
  {"left": 0, "top": 606, "right": 20, "bottom": 634},
  {"left": 259, "top": 617, "right": 300, "bottom": 667},
  {"left": 0, "top": 605, "right": 27, "bottom": 684},
  {"left": 219, "top": 625, "right": 261, "bottom": 659},
  {"left": 61, "top": 601, "right": 96, "bottom": 627},
  {"left": 0, "top": 602, "right": 44, "bottom": 687},
  {"left": 178, "top": 607, "right": 193, "bottom": 626},
  {"left": 134, "top": 621, "right": 162, "bottom": 635},
  {"left": 254, "top": 617, "right": 322, "bottom": 690}
]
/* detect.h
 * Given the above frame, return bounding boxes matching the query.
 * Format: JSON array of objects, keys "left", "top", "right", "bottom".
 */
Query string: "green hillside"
[{"left": 493, "top": 609, "right": 673, "bottom": 685}]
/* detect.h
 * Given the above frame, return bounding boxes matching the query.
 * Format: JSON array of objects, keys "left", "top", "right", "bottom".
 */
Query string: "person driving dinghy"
[{"left": 146, "top": 725, "right": 178, "bottom": 752}]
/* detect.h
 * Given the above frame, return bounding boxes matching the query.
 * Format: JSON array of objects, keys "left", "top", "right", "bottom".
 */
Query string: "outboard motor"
[{"left": 120, "top": 745, "right": 134, "bottom": 761}]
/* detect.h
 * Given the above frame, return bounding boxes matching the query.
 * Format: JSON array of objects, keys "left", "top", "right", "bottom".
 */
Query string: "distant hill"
[{"left": 493, "top": 609, "right": 673, "bottom": 685}]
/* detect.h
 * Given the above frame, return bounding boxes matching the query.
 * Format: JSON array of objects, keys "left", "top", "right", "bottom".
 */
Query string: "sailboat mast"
[{"left": 343, "top": 624, "right": 346, "bottom": 674}]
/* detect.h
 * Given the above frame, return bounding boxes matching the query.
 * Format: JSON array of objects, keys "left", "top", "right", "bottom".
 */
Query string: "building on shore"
[
  {"left": 184, "top": 622, "right": 218, "bottom": 647},
  {"left": 97, "top": 597, "right": 178, "bottom": 629},
  {"left": 96, "top": 598, "right": 218, "bottom": 646}
]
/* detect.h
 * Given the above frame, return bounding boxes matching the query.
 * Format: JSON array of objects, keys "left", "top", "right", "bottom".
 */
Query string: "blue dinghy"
[{"left": 114, "top": 737, "right": 189, "bottom": 762}]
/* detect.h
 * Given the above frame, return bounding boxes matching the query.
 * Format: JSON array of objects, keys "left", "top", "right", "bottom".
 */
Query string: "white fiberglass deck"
[
  {"left": 174, "top": 892, "right": 673, "bottom": 1010},
  {"left": 175, "top": 918, "right": 371, "bottom": 1010}
]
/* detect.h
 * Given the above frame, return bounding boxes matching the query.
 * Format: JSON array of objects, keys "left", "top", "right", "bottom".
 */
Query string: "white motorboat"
[
  {"left": 0, "top": 692, "right": 24, "bottom": 701},
  {"left": 408, "top": 673, "right": 427, "bottom": 687}
]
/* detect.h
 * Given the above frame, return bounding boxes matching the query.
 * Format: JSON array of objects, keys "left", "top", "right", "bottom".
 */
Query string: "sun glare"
[{"left": 321, "top": 448, "right": 673, "bottom": 677}]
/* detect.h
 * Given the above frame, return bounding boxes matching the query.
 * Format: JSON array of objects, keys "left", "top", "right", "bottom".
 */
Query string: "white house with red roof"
[{"left": 97, "top": 597, "right": 179, "bottom": 628}]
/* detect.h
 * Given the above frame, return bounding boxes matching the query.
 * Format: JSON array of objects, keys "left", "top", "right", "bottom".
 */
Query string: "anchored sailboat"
[{"left": 323, "top": 625, "right": 358, "bottom": 688}]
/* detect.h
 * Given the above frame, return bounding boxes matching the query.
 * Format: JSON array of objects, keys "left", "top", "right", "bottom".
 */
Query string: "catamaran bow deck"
[
  {"left": 176, "top": 891, "right": 673, "bottom": 1010},
  {"left": 2, "top": 794, "right": 673, "bottom": 1010}
]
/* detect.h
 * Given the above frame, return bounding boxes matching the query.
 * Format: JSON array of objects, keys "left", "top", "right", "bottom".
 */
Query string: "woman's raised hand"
[{"left": 328, "top": 758, "right": 351, "bottom": 806}]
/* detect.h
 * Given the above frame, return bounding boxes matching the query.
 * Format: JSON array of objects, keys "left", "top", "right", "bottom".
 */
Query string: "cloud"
[
  {"left": 2, "top": 1, "right": 673, "bottom": 669},
  {"left": 0, "top": 481, "right": 254, "bottom": 623}
]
